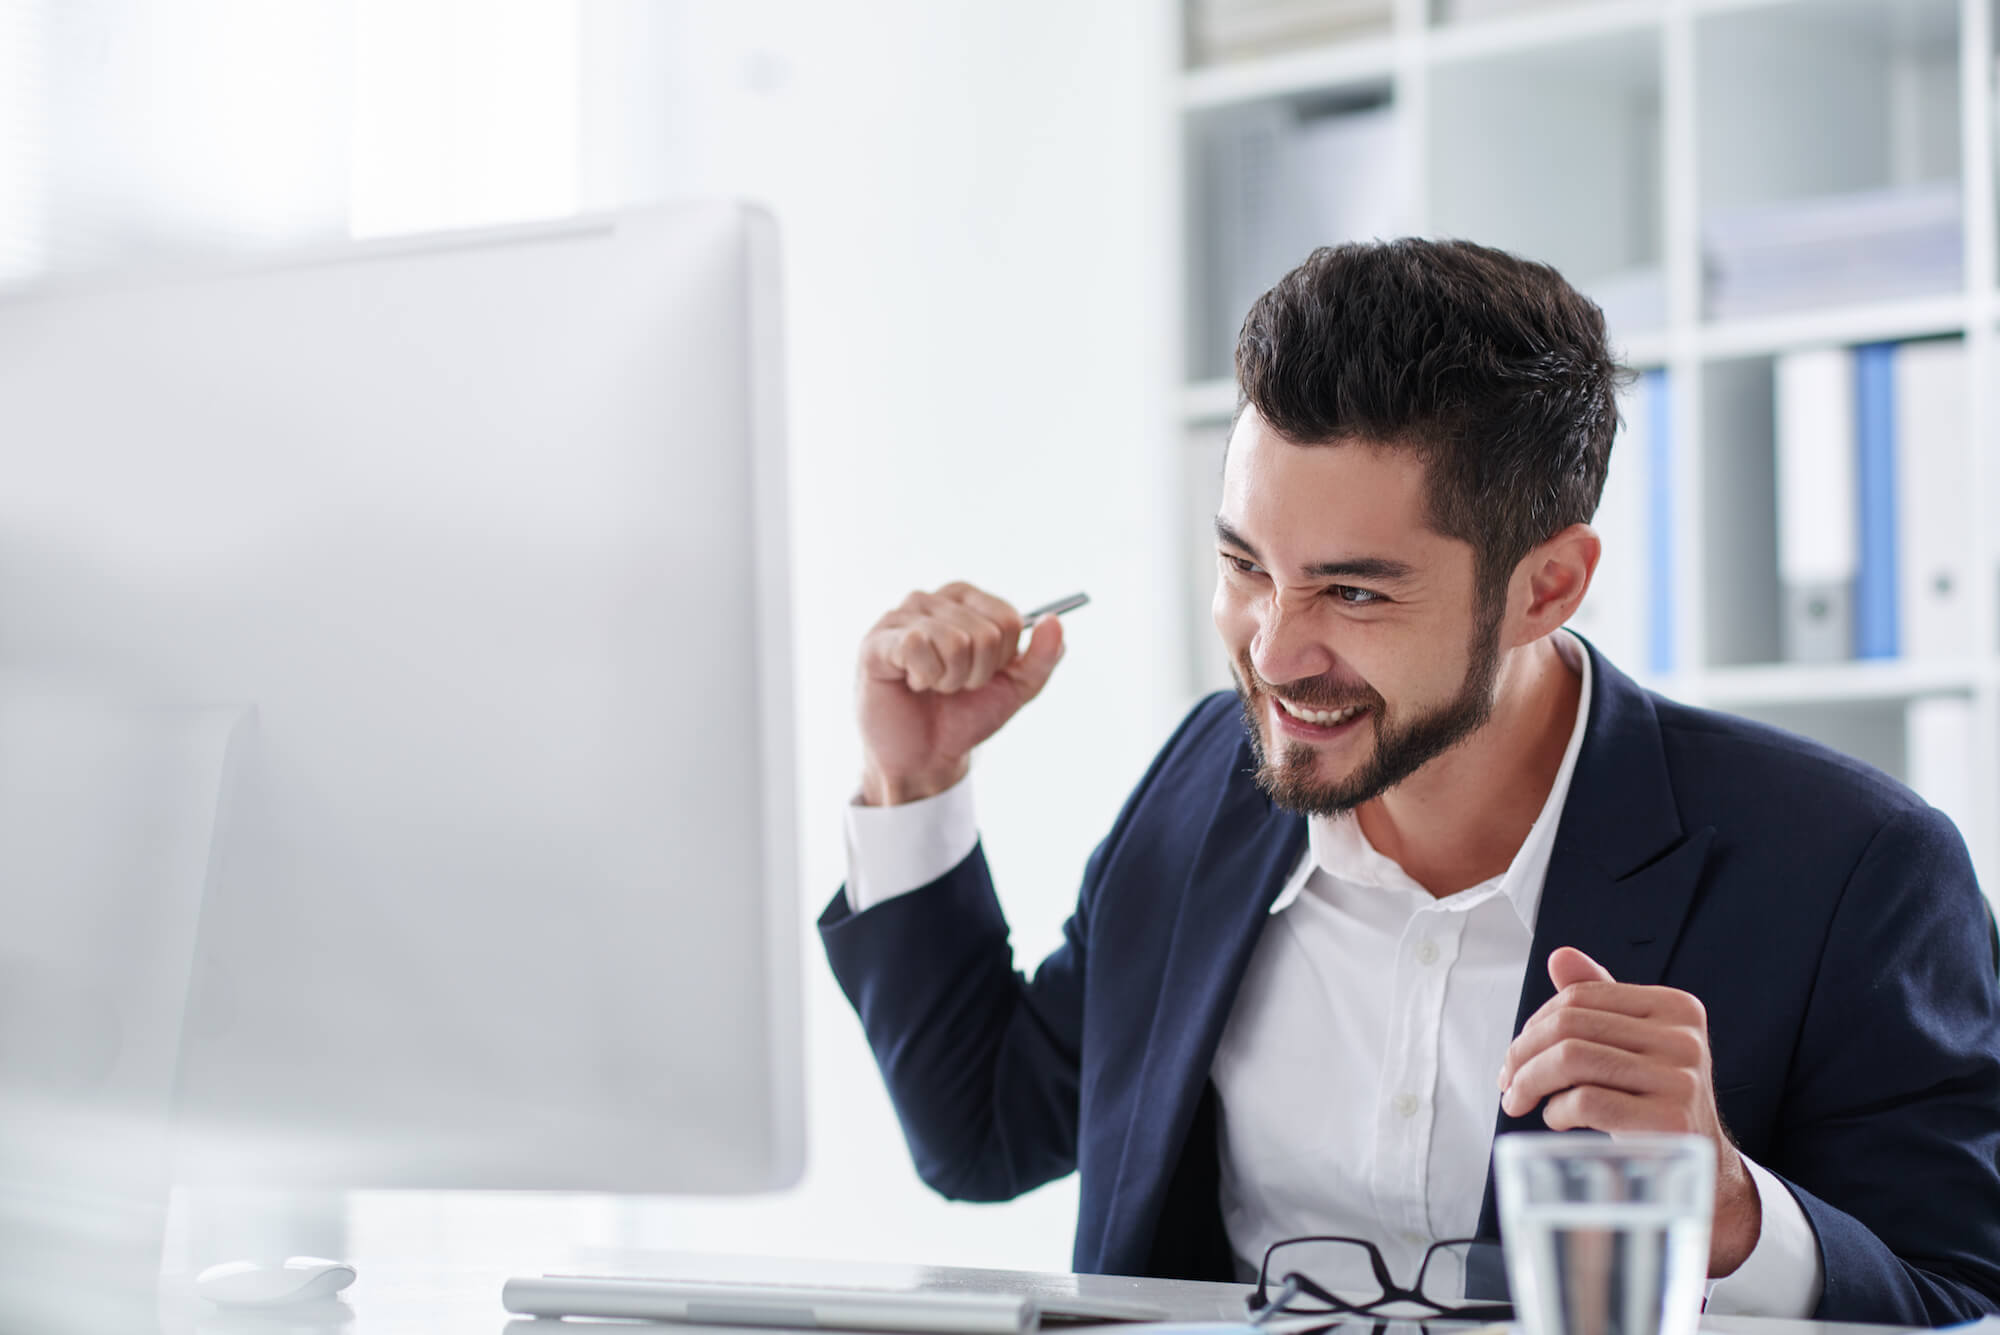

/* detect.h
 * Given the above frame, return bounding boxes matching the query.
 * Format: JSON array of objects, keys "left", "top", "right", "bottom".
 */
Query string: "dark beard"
[{"left": 1234, "top": 600, "right": 1505, "bottom": 817}]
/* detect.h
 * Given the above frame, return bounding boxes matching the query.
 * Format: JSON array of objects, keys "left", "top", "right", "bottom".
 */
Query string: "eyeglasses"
[{"left": 1247, "top": 1235, "right": 1513, "bottom": 1325}]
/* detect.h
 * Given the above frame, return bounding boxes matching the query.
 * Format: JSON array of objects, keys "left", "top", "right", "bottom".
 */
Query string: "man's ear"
[{"left": 1506, "top": 523, "right": 1601, "bottom": 648}]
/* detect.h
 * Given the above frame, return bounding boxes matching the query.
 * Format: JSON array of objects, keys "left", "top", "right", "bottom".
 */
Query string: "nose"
[{"left": 1249, "top": 590, "right": 1337, "bottom": 687}]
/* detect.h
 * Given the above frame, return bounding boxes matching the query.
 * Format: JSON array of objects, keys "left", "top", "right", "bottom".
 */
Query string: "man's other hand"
[
  {"left": 1496, "top": 946, "right": 1761, "bottom": 1278},
  {"left": 856, "top": 582, "right": 1065, "bottom": 807}
]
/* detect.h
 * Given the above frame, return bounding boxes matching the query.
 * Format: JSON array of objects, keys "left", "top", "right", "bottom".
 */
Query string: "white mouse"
[{"left": 195, "top": 1257, "right": 357, "bottom": 1307}]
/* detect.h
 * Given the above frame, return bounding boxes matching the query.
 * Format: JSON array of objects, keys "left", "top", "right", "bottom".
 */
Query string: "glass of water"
[{"left": 1494, "top": 1133, "right": 1714, "bottom": 1335}]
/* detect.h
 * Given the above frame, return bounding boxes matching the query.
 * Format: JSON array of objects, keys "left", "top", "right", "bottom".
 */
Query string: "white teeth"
[{"left": 1277, "top": 698, "right": 1364, "bottom": 727}]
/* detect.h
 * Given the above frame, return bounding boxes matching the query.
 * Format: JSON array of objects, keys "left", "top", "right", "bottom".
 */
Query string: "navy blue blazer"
[{"left": 821, "top": 644, "right": 2000, "bottom": 1325}]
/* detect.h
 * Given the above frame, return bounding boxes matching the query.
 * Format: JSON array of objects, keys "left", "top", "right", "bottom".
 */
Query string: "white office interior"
[{"left": 1, "top": 0, "right": 1996, "bottom": 1319}]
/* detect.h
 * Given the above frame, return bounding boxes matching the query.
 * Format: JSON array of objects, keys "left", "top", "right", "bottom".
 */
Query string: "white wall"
[{"left": 646, "top": 0, "right": 1187, "bottom": 1270}]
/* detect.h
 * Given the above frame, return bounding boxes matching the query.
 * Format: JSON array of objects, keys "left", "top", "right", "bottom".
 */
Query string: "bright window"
[
  {"left": 350, "top": 0, "right": 581, "bottom": 239},
  {"left": 0, "top": 0, "right": 586, "bottom": 287}
]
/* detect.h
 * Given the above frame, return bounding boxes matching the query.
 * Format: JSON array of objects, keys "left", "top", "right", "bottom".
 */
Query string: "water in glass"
[{"left": 1508, "top": 1200, "right": 1707, "bottom": 1335}]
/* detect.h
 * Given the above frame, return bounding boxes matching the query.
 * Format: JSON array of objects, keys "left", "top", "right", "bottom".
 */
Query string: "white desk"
[{"left": 150, "top": 1249, "right": 1921, "bottom": 1335}]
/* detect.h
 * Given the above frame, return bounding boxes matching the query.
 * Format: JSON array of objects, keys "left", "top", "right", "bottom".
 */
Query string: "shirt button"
[
  {"left": 1401, "top": 1231, "right": 1426, "bottom": 1247},
  {"left": 1393, "top": 1093, "right": 1419, "bottom": 1119},
  {"left": 1414, "top": 939, "right": 1440, "bottom": 965}
]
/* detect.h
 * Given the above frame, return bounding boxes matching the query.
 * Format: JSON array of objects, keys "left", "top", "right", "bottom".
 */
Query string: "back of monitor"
[{"left": 0, "top": 204, "right": 803, "bottom": 1194}]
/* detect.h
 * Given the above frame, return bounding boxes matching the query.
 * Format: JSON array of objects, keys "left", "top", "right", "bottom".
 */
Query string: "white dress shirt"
[{"left": 844, "top": 633, "right": 1821, "bottom": 1314}]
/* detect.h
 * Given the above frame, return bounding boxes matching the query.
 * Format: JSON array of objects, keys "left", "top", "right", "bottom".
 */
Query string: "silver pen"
[{"left": 1021, "top": 591, "right": 1089, "bottom": 628}]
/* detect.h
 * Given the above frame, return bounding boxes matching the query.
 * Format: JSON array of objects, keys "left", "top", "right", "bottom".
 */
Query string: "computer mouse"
[{"left": 195, "top": 1257, "right": 358, "bottom": 1307}]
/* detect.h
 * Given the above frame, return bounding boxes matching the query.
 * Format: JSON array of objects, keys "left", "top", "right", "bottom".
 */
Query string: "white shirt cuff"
[
  {"left": 1703, "top": 1156, "right": 1825, "bottom": 1317},
  {"left": 843, "top": 774, "right": 979, "bottom": 913}
]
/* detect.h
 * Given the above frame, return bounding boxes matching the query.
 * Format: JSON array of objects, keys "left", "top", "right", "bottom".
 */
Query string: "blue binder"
[
  {"left": 1644, "top": 368, "right": 1674, "bottom": 676},
  {"left": 1853, "top": 342, "right": 1899, "bottom": 660}
]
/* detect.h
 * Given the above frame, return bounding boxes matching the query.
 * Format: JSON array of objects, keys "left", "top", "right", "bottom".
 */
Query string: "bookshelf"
[{"left": 1172, "top": 0, "right": 2000, "bottom": 894}]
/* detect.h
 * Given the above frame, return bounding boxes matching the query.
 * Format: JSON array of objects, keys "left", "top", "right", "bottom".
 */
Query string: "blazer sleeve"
[
  {"left": 1772, "top": 803, "right": 2000, "bottom": 1325},
  {"left": 817, "top": 700, "right": 1218, "bottom": 1204}
]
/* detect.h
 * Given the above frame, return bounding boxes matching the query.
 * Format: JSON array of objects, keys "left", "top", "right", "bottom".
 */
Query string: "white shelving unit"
[{"left": 1172, "top": 0, "right": 2000, "bottom": 893}]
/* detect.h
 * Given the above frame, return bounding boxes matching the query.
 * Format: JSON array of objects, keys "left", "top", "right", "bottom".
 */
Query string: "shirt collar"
[{"left": 1267, "top": 630, "right": 1594, "bottom": 928}]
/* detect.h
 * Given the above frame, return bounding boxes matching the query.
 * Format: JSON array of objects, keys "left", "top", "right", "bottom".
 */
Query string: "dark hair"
[{"left": 1234, "top": 238, "right": 1631, "bottom": 605}]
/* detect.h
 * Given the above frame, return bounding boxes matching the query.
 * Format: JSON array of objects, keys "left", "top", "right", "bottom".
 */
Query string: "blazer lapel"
[
  {"left": 1096, "top": 731, "right": 1305, "bottom": 1271},
  {"left": 1475, "top": 646, "right": 1717, "bottom": 1239}
]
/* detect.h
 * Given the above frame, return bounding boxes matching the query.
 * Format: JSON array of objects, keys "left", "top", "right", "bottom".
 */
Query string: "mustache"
[{"left": 1234, "top": 658, "right": 1382, "bottom": 713}]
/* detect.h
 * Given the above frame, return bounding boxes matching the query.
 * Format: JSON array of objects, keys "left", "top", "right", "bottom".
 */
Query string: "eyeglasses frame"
[{"left": 1246, "top": 1233, "right": 1513, "bottom": 1325}]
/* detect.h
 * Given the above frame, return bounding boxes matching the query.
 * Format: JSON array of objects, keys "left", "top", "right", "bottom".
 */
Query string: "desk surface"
[{"left": 153, "top": 1249, "right": 1921, "bottom": 1335}]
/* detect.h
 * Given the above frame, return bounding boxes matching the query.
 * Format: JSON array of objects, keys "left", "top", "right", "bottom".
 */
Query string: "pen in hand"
[{"left": 1021, "top": 592, "right": 1089, "bottom": 629}]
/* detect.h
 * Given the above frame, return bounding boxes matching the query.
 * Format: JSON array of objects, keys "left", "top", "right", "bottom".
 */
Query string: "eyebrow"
[{"left": 1213, "top": 517, "right": 1418, "bottom": 584}]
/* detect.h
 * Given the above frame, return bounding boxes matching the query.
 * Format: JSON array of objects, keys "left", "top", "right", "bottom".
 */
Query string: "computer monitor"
[
  {"left": 0, "top": 204, "right": 802, "bottom": 1235},
  {"left": 0, "top": 681, "right": 249, "bottom": 1329}
]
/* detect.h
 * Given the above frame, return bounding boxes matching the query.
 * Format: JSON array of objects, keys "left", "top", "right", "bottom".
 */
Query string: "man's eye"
[
  {"left": 1223, "top": 554, "right": 1264, "bottom": 576},
  {"left": 1332, "top": 586, "right": 1384, "bottom": 606}
]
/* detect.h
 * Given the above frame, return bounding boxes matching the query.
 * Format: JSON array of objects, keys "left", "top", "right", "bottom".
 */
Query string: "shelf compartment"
[
  {"left": 1698, "top": 336, "right": 1980, "bottom": 673},
  {"left": 1694, "top": 0, "right": 1964, "bottom": 322},
  {"left": 1184, "top": 87, "right": 1407, "bottom": 381},
  {"left": 1425, "top": 22, "right": 1665, "bottom": 346}
]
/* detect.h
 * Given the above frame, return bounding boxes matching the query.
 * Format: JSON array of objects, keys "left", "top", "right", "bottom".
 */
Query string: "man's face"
[{"left": 1211, "top": 409, "right": 1505, "bottom": 817}]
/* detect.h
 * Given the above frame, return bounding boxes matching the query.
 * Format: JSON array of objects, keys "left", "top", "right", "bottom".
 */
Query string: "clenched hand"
[
  {"left": 1497, "top": 946, "right": 1761, "bottom": 1277},
  {"left": 856, "top": 582, "right": 1065, "bottom": 807}
]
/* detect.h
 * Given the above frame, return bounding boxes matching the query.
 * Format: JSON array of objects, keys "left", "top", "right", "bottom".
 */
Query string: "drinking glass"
[{"left": 1494, "top": 1133, "right": 1714, "bottom": 1335}]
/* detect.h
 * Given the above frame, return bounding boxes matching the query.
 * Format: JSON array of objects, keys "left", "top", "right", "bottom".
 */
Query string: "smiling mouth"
[{"left": 1275, "top": 697, "right": 1369, "bottom": 728}]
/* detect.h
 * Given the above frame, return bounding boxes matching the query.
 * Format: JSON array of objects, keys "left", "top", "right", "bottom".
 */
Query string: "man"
[{"left": 819, "top": 240, "right": 2000, "bottom": 1324}]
